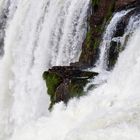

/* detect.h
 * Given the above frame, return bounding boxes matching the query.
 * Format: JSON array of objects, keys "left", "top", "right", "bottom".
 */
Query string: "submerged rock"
[{"left": 43, "top": 66, "right": 98, "bottom": 109}]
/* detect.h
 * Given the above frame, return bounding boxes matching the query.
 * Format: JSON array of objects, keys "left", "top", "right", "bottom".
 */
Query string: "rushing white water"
[
  {"left": 9, "top": 28, "right": 140, "bottom": 140},
  {"left": 121, "top": 14, "right": 140, "bottom": 46},
  {"left": 0, "top": 0, "right": 89, "bottom": 139},
  {"left": 1, "top": 0, "right": 140, "bottom": 140}
]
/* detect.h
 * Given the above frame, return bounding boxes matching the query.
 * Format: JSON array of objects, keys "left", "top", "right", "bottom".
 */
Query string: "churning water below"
[{"left": 1, "top": 0, "right": 140, "bottom": 140}]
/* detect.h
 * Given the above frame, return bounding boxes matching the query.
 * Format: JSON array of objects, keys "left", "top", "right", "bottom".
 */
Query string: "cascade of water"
[
  {"left": 9, "top": 27, "right": 140, "bottom": 140},
  {"left": 1, "top": 0, "right": 140, "bottom": 140},
  {"left": 0, "top": 0, "right": 90, "bottom": 139},
  {"left": 121, "top": 14, "right": 140, "bottom": 46},
  {"left": 96, "top": 10, "right": 130, "bottom": 71}
]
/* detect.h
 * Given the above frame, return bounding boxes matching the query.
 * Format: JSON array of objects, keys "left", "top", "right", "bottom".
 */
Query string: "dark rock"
[
  {"left": 115, "top": 0, "right": 139, "bottom": 11},
  {"left": 43, "top": 66, "right": 98, "bottom": 109},
  {"left": 76, "top": 0, "right": 116, "bottom": 68},
  {"left": 107, "top": 41, "right": 121, "bottom": 69}
]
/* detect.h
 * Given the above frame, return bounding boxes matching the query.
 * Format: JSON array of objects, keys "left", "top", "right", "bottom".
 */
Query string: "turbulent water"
[{"left": 1, "top": 0, "right": 140, "bottom": 140}]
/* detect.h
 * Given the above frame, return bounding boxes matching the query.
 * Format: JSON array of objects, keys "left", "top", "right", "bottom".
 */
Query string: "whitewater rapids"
[{"left": 1, "top": 0, "right": 140, "bottom": 140}]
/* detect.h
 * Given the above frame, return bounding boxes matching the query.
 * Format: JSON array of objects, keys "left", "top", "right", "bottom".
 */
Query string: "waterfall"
[
  {"left": 0, "top": 0, "right": 89, "bottom": 139},
  {"left": 1, "top": 0, "right": 140, "bottom": 140},
  {"left": 9, "top": 28, "right": 140, "bottom": 140}
]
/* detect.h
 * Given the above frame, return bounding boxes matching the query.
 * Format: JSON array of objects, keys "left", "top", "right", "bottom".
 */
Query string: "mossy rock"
[
  {"left": 43, "top": 71, "right": 62, "bottom": 99},
  {"left": 43, "top": 67, "right": 98, "bottom": 109},
  {"left": 68, "top": 78, "right": 88, "bottom": 98},
  {"left": 53, "top": 78, "right": 88, "bottom": 106}
]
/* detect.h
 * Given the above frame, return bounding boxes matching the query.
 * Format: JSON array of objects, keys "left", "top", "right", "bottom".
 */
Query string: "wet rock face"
[
  {"left": 43, "top": 66, "right": 98, "bottom": 109},
  {"left": 115, "top": 0, "right": 137, "bottom": 10},
  {"left": 78, "top": 0, "right": 116, "bottom": 68}
]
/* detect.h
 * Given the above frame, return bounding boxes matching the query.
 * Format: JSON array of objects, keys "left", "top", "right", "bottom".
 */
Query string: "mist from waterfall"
[{"left": 1, "top": 0, "right": 140, "bottom": 140}]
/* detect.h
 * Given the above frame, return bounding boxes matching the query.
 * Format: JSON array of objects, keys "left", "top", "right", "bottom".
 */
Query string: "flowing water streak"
[
  {"left": 0, "top": 0, "right": 90, "bottom": 139},
  {"left": 121, "top": 14, "right": 140, "bottom": 46},
  {"left": 96, "top": 10, "right": 130, "bottom": 71},
  {"left": 9, "top": 27, "right": 140, "bottom": 140}
]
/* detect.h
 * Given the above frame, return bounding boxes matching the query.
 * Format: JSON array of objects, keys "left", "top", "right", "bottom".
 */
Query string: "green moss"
[
  {"left": 85, "top": 29, "right": 101, "bottom": 51},
  {"left": 68, "top": 78, "right": 88, "bottom": 98},
  {"left": 104, "top": 0, "right": 115, "bottom": 23},
  {"left": 94, "top": 39, "right": 100, "bottom": 49},
  {"left": 43, "top": 71, "right": 62, "bottom": 98},
  {"left": 85, "top": 29, "right": 93, "bottom": 48},
  {"left": 43, "top": 69, "right": 98, "bottom": 110},
  {"left": 92, "top": 0, "right": 100, "bottom": 6},
  {"left": 88, "top": 0, "right": 115, "bottom": 49}
]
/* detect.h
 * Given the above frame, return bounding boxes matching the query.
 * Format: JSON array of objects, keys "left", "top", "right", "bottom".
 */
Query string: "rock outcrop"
[
  {"left": 43, "top": 66, "right": 98, "bottom": 109},
  {"left": 115, "top": 0, "right": 138, "bottom": 10}
]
